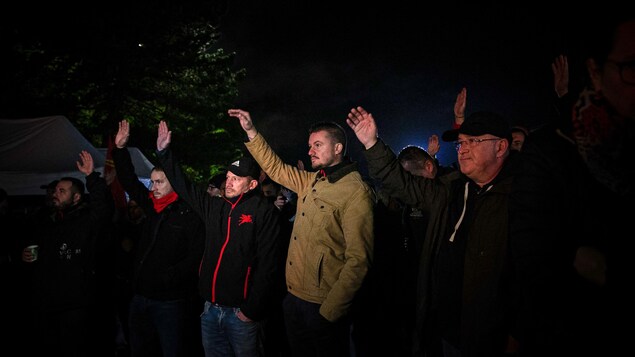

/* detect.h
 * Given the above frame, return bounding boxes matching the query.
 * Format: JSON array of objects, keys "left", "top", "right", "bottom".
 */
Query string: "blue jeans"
[
  {"left": 201, "top": 301, "right": 261, "bottom": 357},
  {"left": 128, "top": 294, "right": 187, "bottom": 357}
]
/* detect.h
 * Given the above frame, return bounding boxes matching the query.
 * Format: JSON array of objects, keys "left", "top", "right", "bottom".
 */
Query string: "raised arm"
[
  {"left": 427, "top": 134, "right": 440, "bottom": 158},
  {"left": 112, "top": 121, "right": 149, "bottom": 205},
  {"left": 228, "top": 109, "right": 258, "bottom": 140},
  {"left": 345, "top": 106, "right": 379, "bottom": 150},
  {"left": 551, "top": 54, "right": 569, "bottom": 98},
  {"left": 157, "top": 120, "right": 172, "bottom": 151},
  {"left": 115, "top": 120, "right": 130, "bottom": 149},
  {"left": 454, "top": 87, "right": 467, "bottom": 126},
  {"left": 76, "top": 150, "right": 94, "bottom": 175}
]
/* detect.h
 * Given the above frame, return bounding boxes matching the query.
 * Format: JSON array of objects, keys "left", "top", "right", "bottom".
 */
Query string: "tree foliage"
[{"left": 1, "top": 1, "right": 245, "bottom": 181}]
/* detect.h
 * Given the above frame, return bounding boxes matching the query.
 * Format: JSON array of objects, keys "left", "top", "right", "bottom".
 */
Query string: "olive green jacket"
[{"left": 245, "top": 133, "right": 374, "bottom": 322}]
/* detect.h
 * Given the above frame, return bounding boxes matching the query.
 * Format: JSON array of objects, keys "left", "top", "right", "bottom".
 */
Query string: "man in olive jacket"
[
  {"left": 230, "top": 108, "right": 375, "bottom": 357},
  {"left": 347, "top": 107, "right": 520, "bottom": 357}
]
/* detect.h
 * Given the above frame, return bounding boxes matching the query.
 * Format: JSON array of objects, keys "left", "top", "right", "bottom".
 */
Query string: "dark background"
[
  {"left": 2, "top": 1, "right": 586, "bottom": 170},
  {"left": 215, "top": 2, "right": 580, "bottom": 168}
]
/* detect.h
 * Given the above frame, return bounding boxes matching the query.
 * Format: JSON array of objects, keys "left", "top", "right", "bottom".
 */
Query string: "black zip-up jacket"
[
  {"left": 113, "top": 147, "right": 205, "bottom": 300},
  {"left": 157, "top": 148, "right": 284, "bottom": 321},
  {"left": 28, "top": 172, "right": 113, "bottom": 312}
]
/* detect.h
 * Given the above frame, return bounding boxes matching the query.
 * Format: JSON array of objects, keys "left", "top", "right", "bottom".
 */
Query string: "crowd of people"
[{"left": 1, "top": 13, "right": 632, "bottom": 357}]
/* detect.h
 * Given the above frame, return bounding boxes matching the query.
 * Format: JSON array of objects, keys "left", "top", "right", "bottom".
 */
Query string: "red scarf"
[{"left": 150, "top": 191, "right": 178, "bottom": 213}]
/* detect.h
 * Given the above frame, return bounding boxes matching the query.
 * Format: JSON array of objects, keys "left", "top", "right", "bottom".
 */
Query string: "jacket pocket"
[{"left": 311, "top": 250, "right": 324, "bottom": 288}]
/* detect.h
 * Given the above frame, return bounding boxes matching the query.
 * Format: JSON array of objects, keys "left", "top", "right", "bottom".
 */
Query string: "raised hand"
[
  {"left": 157, "top": 120, "right": 171, "bottom": 151},
  {"left": 454, "top": 87, "right": 467, "bottom": 125},
  {"left": 77, "top": 150, "right": 94, "bottom": 175},
  {"left": 228, "top": 109, "right": 258, "bottom": 140},
  {"left": 427, "top": 134, "right": 440, "bottom": 158},
  {"left": 552, "top": 54, "right": 569, "bottom": 98},
  {"left": 115, "top": 120, "right": 130, "bottom": 149},
  {"left": 345, "top": 106, "right": 378, "bottom": 150}
]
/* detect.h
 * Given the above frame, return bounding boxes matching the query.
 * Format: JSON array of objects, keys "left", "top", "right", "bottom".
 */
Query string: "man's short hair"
[
  {"left": 308, "top": 121, "right": 348, "bottom": 155},
  {"left": 59, "top": 177, "right": 85, "bottom": 196},
  {"left": 397, "top": 145, "right": 433, "bottom": 164},
  {"left": 511, "top": 125, "right": 529, "bottom": 137}
]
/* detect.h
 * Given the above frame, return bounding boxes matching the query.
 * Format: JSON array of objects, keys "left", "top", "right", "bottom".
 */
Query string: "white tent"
[
  {"left": 97, "top": 146, "right": 154, "bottom": 189},
  {"left": 0, "top": 116, "right": 106, "bottom": 195}
]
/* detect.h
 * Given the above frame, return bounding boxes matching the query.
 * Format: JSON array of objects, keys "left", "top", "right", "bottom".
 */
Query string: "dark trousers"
[
  {"left": 128, "top": 294, "right": 188, "bottom": 357},
  {"left": 31, "top": 306, "right": 92, "bottom": 357},
  {"left": 282, "top": 293, "right": 350, "bottom": 357}
]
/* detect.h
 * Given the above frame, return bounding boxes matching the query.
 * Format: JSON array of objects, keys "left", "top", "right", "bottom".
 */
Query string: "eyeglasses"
[
  {"left": 606, "top": 59, "right": 635, "bottom": 85},
  {"left": 454, "top": 138, "right": 501, "bottom": 151}
]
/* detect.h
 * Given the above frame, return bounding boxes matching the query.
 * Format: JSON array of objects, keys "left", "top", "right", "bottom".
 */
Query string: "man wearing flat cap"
[
  {"left": 347, "top": 107, "right": 522, "bottom": 357},
  {"left": 153, "top": 120, "right": 285, "bottom": 357}
]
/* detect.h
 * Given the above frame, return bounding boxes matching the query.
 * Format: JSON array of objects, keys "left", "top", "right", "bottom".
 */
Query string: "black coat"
[
  {"left": 509, "top": 123, "right": 631, "bottom": 356},
  {"left": 28, "top": 172, "right": 113, "bottom": 312},
  {"left": 113, "top": 147, "right": 205, "bottom": 301}
]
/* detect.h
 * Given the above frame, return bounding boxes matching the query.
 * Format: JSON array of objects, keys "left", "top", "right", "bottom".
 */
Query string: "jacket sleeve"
[
  {"left": 240, "top": 203, "right": 285, "bottom": 321},
  {"left": 156, "top": 147, "right": 211, "bottom": 219},
  {"left": 364, "top": 139, "right": 446, "bottom": 211},
  {"left": 112, "top": 147, "right": 151, "bottom": 209},
  {"left": 85, "top": 171, "right": 114, "bottom": 226},
  {"left": 244, "top": 133, "right": 314, "bottom": 195}
]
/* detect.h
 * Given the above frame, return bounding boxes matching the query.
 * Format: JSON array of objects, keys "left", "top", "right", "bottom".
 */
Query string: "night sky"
[
  {"left": 3, "top": 1, "right": 581, "bottom": 172},
  {"left": 216, "top": 2, "right": 576, "bottom": 168}
]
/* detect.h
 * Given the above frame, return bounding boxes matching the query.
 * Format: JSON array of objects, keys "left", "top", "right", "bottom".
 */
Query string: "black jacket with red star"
[{"left": 157, "top": 148, "right": 285, "bottom": 321}]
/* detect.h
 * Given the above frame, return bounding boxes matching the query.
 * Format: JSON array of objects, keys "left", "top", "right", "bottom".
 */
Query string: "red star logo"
[{"left": 238, "top": 214, "right": 253, "bottom": 226}]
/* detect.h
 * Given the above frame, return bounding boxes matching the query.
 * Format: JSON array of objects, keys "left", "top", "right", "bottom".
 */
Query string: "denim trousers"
[
  {"left": 128, "top": 294, "right": 187, "bottom": 357},
  {"left": 282, "top": 293, "right": 350, "bottom": 357},
  {"left": 201, "top": 300, "right": 261, "bottom": 357}
]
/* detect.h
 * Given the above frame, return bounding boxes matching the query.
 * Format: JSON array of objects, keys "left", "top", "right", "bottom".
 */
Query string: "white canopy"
[{"left": 0, "top": 116, "right": 106, "bottom": 195}]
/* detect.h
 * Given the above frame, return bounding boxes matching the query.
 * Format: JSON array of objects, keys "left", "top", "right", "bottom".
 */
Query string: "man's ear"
[
  {"left": 334, "top": 142, "right": 343, "bottom": 155},
  {"left": 249, "top": 179, "right": 259, "bottom": 191},
  {"left": 72, "top": 192, "right": 82, "bottom": 205},
  {"left": 497, "top": 139, "right": 510, "bottom": 157}
]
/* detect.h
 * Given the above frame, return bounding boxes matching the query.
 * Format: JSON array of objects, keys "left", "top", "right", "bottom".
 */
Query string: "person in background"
[
  {"left": 206, "top": 172, "right": 226, "bottom": 198},
  {"left": 113, "top": 122, "right": 205, "bottom": 357},
  {"left": 21, "top": 151, "right": 114, "bottom": 356},
  {"left": 230, "top": 108, "right": 375, "bottom": 357},
  {"left": 259, "top": 176, "right": 295, "bottom": 357},
  {"left": 509, "top": 14, "right": 635, "bottom": 356},
  {"left": 112, "top": 198, "right": 145, "bottom": 356},
  {"left": 352, "top": 143, "right": 440, "bottom": 356},
  {"left": 0, "top": 187, "right": 29, "bottom": 353},
  {"left": 40, "top": 179, "right": 59, "bottom": 211},
  {"left": 510, "top": 125, "right": 529, "bottom": 151}
]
